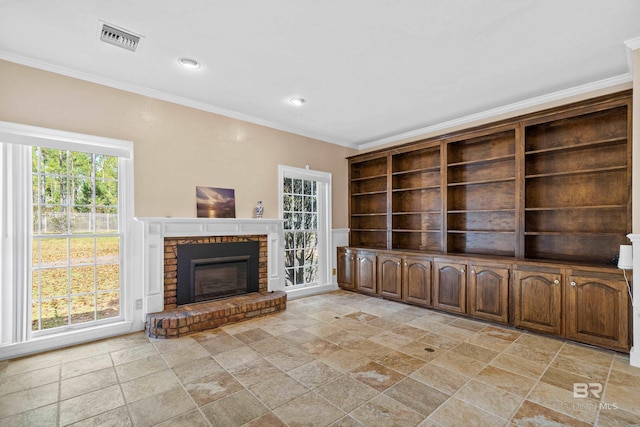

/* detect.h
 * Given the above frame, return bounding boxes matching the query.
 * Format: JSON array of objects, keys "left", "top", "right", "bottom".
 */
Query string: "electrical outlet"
[
  {"left": 135, "top": 299, "right": 143, "bottom": 310},
  {"left": 332, "top": 268, "right": 336, "bottom": 275}
]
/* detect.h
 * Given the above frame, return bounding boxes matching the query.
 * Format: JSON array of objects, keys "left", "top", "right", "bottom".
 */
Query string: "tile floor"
[{"left": 1, "top": 290, "right": 639, "bottom": 426}]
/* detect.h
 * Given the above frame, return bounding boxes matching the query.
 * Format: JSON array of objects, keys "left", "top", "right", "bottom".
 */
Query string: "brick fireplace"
[{"left": 135, "top": 218, "right": 286, "bottom": 339}]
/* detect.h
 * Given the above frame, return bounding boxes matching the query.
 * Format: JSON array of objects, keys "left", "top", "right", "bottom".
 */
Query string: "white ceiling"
[{"left": 1, "top": 0, "right": 639, "bottom": 149}]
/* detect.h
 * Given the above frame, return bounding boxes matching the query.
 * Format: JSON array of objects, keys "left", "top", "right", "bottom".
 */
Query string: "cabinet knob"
[
  {"left": 571, "top": 281, "right": 576, "bottom": 287},
  {"left": 461, "top": 268, "right": 465, "bottom": 274},
  {"left": 554, "top": 279, "right": 560, "bottom": 285},
  {"left": 471, "top": 269, "right": 476, "bottom": 274}
]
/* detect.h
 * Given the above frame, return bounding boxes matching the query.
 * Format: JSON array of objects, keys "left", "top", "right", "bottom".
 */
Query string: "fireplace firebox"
[{"left": 176, "top": 241, "right": 259, "bottom": 305}]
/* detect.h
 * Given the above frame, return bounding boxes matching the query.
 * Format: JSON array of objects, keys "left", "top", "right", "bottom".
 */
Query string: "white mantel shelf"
[{"left": 133, "top": 217, "right": 285, "bottom": 315}]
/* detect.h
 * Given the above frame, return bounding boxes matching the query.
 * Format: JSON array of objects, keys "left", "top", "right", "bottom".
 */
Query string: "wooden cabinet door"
[
  {"left": 433, "top": 260, "right": 466, "bottom": 314},
  {"left": 377, "top": 254, "right": 403, "bottom": 300},
  {"left": 337, "top": 248, "right": 356, "bottom": 290},
  {"left": 403, "top": 256, "right": 432, "bottom": 307},
  {"left": 468, "top": 263, "right": 509, "bottom": 324},
  {"left": 355, "top": 251, "right": 377, "bottom": 294},
  {"left": 512, "top": 269, "right": 562, "bottom": 335},
  {"left": 566, "top": 271, "right": 630, "bottom": 351}
]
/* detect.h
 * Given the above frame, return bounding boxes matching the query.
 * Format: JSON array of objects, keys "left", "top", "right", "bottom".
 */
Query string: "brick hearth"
[{"left": 144, "top": 234, "right": 286, "bottom": 338}]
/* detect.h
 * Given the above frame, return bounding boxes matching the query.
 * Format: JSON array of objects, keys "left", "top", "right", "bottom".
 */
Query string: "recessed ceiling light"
[
  {"left": 178, "top": 57, "right": 200, "bottom": 69},
  {"left": 289, "top": 97, "right": 305, "bottom": 106}
]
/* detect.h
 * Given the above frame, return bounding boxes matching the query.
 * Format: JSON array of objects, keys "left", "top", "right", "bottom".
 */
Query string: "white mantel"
[{"left": 134, "top": 217, "right": 284, "bottom": 315}]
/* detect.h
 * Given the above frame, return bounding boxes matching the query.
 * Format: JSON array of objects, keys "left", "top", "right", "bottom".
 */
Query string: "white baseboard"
[{"left": 285, "top": 283, "right": 339, "bottom": 300}]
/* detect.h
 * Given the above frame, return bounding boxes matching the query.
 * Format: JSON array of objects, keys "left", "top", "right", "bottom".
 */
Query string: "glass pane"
[
  {"left": 294, "top": 195, "right": 303, "bottom": 211},
  {"left": 70, "top": 237, "right": 94, "bottom": 265},
  {"left": 96, "top": 179, "right": 118, "bottom": 206},
  {"left": 31, "top": 301, "right": 40, "bottom": 331},
  {"left": 71, "top": 177, "right": 93, "bottom": 206},
  {"left": 69, "top": 152, "right": 93, "bottom": 177},
  {"left": 97, "top": 292, "right": 120, "bottom": 319},
  {"left": 284, "top": 177, "right": 292, "bottom": 193},
  {"left": 43, "top": 175, "right": 68, "bottom": 205},
  {"left": 96, "top": 208, "right": 118, "bottom": 233},
  {"left": 283, "top": 194, "right": 292, "bottom": 212},
  {"left": 284, "top": 268, "right": 294, "bottom": 287},
  {"left": 41, "top": 297, "right": 69, "bottom": 329},
  {"left": 293, "top": 213, "right": 302, "bottom": 229},
  {"left": 293, "top": 179, "right": 302, "bottom": 194},
  {"left": 294, "top": 249, "right": 304, "bottom": 267},
  {"left": 40, "top": 268, "right": 68, "bottom": 298},
  {"left": 295, "top": 267, "right": 304, "bottom": 285},
  {"left": 96, "top": 237, "right": 119, "bottom": 264},
  {"left": 41, "top": 206, "right": 68, "bottom": 234},
  {"left": 97, "top": 264, "right": 119, "bottom": 291},
  {"left": 303, "top": 180, "right": 312, "bottom": 195},
  {"left": 283, "top": 212, "right": 292, "bottom": 230},
  {"left": 70, "top": 207, "right": 93, "bottom": 234},
  {"left": 70, "top": 266, "right": 95, "bottom": 295},
  {"left": 38, "top": 238, "right": 67, "bottom": 267},
  {"left": 71, "top": 295, "right": 95, "bottom": 324},
  {"left": 305, "top": 265, "right": 318, "bottom": 283}
]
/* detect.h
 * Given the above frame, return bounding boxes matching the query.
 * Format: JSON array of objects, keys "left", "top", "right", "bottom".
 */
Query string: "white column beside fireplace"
[{"left": 134, "top": 217, "right": 284, "bottom": 315}]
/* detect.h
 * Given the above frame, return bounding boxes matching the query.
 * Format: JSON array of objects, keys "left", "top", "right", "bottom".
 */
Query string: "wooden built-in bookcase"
[{"left": 348, "top": 91, "right": 632, "bottom": 266}]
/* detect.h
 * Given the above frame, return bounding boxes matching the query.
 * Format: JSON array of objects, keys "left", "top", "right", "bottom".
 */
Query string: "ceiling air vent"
[{"left": 100, "top": 23, "right": 140, "bottom": 52}]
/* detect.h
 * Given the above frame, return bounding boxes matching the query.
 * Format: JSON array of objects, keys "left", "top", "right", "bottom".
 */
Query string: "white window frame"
[
  {"left": 0, "top": 122, "right": 136, "bottom": 359},
  {"left": 278, "top": 165, "right": 333, "bottom": 298}
]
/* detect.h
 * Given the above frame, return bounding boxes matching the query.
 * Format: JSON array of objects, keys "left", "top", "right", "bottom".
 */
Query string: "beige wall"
[{"left": 0, "top": 60, "right": 356, "bottom": 227}]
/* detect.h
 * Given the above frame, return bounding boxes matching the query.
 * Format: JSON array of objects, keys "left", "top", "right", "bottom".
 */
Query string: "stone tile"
[
  {"left": 104, "top": 332, "right": 151, "bottom": 352},
  {"left": 511, "top": 400, "right": 590, "bottom": 426},
  {"left": 171, "top": 356, "right": 224, "bottom": 384},
  {"left": 60, "top": 353, "right": 113, "bottom": 380},
  {"left": 375, "top": 350, "right": 427, "bottom": 375},
  {"left": 449, "top": 317, "right": 487, "bottom": 332},
  {"left": 345, "top": 339, "right": 393, "bottom": 359},
  {"left": 490, "top": 353, "right": 547, "bottom": 379},
  {"left": 367, "top": 316, "right": 401, "bottom": 330},
  {"left": 330, "top": 415, "right": 366, "bottom": 427},
  {"left": 557, "top": 342, "right": 614, "bottom": 368},
  {"left": 411, "top": 363, "right": 469, "bottom": 395},
  {"left": 603, "top": 383, "right": 640, "bottom": 416},
  {"left": 398, "top": 340, "right": 443, "bottom": 362},
  {"left": 61, "top": 367, "right": 118, "bottom": 400},
  {"left": 0, "top": 365, "right": 60, "bottom": 396},
  {"left": 528, "top": 381, "right": 598, "bottom": 424},
  {"left": 344, "top": 311, "right": 379, "bottom": 322},
  {"left": 474, "top": 365, "right": 536, "bottom": 397},
  {"left": 242, "top": 412, "right": 287, "bottom": 427},
  {"left": 350, "top": 394, "right": 424, "bottom": 427},
  {"left": 428, "top": 397, "right": 507, "bottom": 427},
  {"left": 184, "top": 371, "right": 244, "bottom": 406},
  {"left": 152, "top": 336, "right": 199, "bottom": 353},
  {"left": 199, "top": 334, "right": 244, "bottom": 355},
  {"left": 201, "top": 389, "right": 270, "bottom": 427},
  {"left": 515, "top": 332, "right": 564, "bottom": 353},
  {"left": 478, "top": 325, "right": 522, "bottom": 342},
  {"left": 288, "top": 360, "right": 342, "bottom": 389},
  {"left": 316, "top": 375, "right": 379, "bottom": 412},
  {"left": 433, "top": 324, "right": 477, "bottom": 341},
  {"left": 390, "top": 324, "right": 428, "bottom": 340},
  {"left": 298, "top": 337, "right": 342, "bottom": 358},
  {"left": 0, "top": 403, "right": 57, "bottom": 427},
  {"left": 59, "top": 384, "right": 125, "bottom": 426},
  {"left": 0, "top": 382, "right": 59, "bottom": 418},
  {"left": 190, "top": 328, "right": 229, "bottom": 343},
  {"left": 450, "top": 341, "right": 499, "bottom": 363},
  {"left": 606, "top": 368, "right": 640, "bottom": 392},
  {"left": 273, "top": 391, "right": 344, "bottom": 427},
  {"left": 465, "top": 332, "right": 513, "bottom": 352},
  {"left": 503, "top": 342, "right": 557, "bottom": 365},
  {"left": 160, "top": 341, "right": 211, "bottom": 367},
  {"left": 611, "top": 355, "right": 640, "bottom": 378},
  {"left": 454, "top": 379, "right": 523, "bottom": 420},
  {"left": 128, "top": 386, "right": 195, "bottom": 427},
  {"left": 596, "top": 406, "right": 640, "bottom": 426},
  {"left": 233, "top": 328, "right": 274, "bottom": 344},
  {"left": 153, "top": 409, "right": 209, "bottom": 427},
  {"left": 319, "top": 348, "right": 371, "bottom": 373},
  {"left": 249, "top": 373, "right": 309, "bottom": 410},
  {"left": 248, "top": 336, "right": 289, "bottom": 355},
  {"left": 67, "top": 406, "right": 132, "bottom": 427},
  {"left": 278, "top": 329, "right": 322, "bottom": 346},
  {"left": 55, "top": 341, "right": 110, "bottom": 364},
  {"left": 539, "top": 367, "right": 595, "bottom": 393},
  {"left": 431, "top": 350, "right": 487, "bottom": 377},
  {"left": 265, "top": 345, "right": 315, "bottom": 371},
  {"left": 384, "top": 377, "right": 449, "bottom": 417},
  {"left": 120, "top": 369, "right": 180, "bottom": 403},
  {"left": 4, "top": 352, "right": 63, "bottom": 376},
  {"left": 550, "top": 355, "right": 610, "bottom": 383},
  {"left": 419, "top": 332, "right": 461, "bottom": 350},
  {"left": 349, "top": 361, "right": 405, "bottom": 392},
  {"left": 109, "top": 343, "right": 157, "bottom": 366},
  {"left": 114, "top": 354, "right": 168, "bottom": 383},
  {"left": 367, "top": 330, "right": 415, "bottom": 349},
  {"left": 213, "top": 345, "right": 261, "bottom": 370},
  {"left": 227, "top": 358, "right": 282, "bottom": 387},
  {"left": 323, "top": 330, "right": 366, "bottom": 347}
]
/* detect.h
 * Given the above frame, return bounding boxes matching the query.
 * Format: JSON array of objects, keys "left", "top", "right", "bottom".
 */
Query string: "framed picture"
[{"left": 196, "top": 186, "right": 236, "bottom": 218}]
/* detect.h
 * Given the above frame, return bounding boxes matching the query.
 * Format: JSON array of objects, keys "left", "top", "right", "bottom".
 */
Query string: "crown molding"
[
  {"left": 0, "top": 51, "right": 358, "bottom": 149},
  {"left": 358, "top": 73, "right": 633, "bottom": 151}
]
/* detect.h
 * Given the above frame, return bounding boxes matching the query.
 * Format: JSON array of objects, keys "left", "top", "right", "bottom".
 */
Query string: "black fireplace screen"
[{"left": 176, "top": 241, "right": 260, "bottom": 305}]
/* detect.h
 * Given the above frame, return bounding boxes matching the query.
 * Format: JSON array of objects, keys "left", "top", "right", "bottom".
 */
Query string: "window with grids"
[
  {"left": 283, "top": 177, "right": 319, "bottom": 286},
  {"left": 31, "top": 147, "right": 120, "bottom": 332}
]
